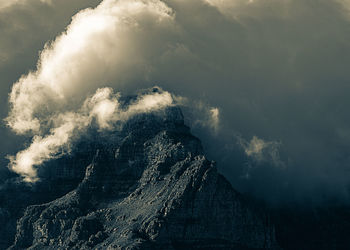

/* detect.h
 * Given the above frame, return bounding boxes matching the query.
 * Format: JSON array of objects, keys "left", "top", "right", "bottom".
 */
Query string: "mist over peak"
[
  {"left": 3, "top": 1, "right": 350, "bottom": 249},
  {"left": 7, "top": 87, "right": 178, "bottom": 182},
  {"left": 2, "top": 0, "right": 350, "bottom": 206}
]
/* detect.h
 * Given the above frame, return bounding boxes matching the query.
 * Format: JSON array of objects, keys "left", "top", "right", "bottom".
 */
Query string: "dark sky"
[{"left": 2, "top": 0, "right": 350, "bottom": 205}]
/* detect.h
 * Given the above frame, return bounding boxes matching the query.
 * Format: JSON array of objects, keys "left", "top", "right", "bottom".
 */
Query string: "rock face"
[{"left": 8, "top": 107, "right": 279, "bottom": 249}]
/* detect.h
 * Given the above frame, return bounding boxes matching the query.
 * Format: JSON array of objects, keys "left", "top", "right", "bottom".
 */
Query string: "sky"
[{"left": 2, "top": 0, "right": 350, "bottom": 206}]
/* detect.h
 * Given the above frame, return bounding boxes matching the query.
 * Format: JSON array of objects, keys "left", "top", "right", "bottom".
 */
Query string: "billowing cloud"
[
  {"left": 0, "top": 0, "right": 102, "bottom": 167},
  {"left": 6, "top": 0, "right": 177, "bottom": 135},
  {"left": 4, "top": 0, "right": 350, "bottom": 203},
  {"left": 5, "top": 0, "right": 218, "bottom": 182},
  {"left": 8, "top": 87, "right": 173, "bottom": 182}
]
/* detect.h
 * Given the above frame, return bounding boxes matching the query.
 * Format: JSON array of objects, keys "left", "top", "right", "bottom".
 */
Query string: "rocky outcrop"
[{"left": 8, "top": 107, "right": 279, "bottom": 249}]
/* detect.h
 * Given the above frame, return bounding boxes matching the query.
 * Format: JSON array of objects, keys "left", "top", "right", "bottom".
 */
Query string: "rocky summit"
[{"left": 3, "top": 106, "right": 279, "bottom": 249}]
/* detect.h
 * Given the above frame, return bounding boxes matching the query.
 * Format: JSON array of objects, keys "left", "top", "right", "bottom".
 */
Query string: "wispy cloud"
[
  {"left": 7, "top": 87, "right": 173, "bottom": 182},
  {"left": 237, "top": 135, "right": 285, "bottom": 179}
]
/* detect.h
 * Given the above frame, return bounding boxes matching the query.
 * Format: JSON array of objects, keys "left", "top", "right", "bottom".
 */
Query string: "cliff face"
[{"left": 7, "top": 107, "right": 279, "bottom": 249}]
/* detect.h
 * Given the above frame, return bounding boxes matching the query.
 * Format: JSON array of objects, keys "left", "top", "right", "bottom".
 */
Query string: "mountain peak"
[{"left": 4, "top": 107, "right": 279, "bottom": 249}]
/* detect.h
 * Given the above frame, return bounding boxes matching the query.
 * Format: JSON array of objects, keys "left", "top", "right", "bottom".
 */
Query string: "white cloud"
[
  {"left": 8, "top": 87, "right": 173, "bottom": 182},
  {"left": 6, "top": 0, "right": 176, "bottom": 135},
  {"left": 84, "top": 88, "right": 120, "bottom": 129},
  {"left": 238, "top": 135, "right": 285, "bottom": 168},
  {"left": 8, "top": 112, "right": 86, "bottom": 182},
  {"left": 4, "top": 0, "right": 220, "bottom": 182},
  {"left": 127, "top": 91, "right": 173, "bottom": 114}
]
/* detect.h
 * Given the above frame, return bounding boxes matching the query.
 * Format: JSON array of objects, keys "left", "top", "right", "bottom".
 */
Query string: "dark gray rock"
[{"left": 8, "top": 107, "right": 280, "bottom": 249}]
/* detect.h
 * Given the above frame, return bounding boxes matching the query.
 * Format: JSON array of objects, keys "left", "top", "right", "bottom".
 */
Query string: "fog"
[{"left": 2, "top": 0, "right": 350, "bottom": 205}]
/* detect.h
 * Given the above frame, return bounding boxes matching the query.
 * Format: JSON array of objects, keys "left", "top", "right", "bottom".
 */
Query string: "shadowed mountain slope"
[{"left": 5, "top": 107, "right": 279, "bottom": 249}]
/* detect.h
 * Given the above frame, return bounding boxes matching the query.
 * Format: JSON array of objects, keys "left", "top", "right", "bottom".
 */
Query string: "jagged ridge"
[{"left": 8, "top": 107, "right": 279, "bottom": 249}]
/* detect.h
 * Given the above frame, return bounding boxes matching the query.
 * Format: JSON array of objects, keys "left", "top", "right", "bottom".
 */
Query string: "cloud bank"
[{"left": 4, "top": 0, "right": 350, "bottom": 204}]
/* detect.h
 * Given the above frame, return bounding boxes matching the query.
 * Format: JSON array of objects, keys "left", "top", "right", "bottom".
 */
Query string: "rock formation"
[{"left": 4, "top": 107, "right": 279, "bottom": 249}]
